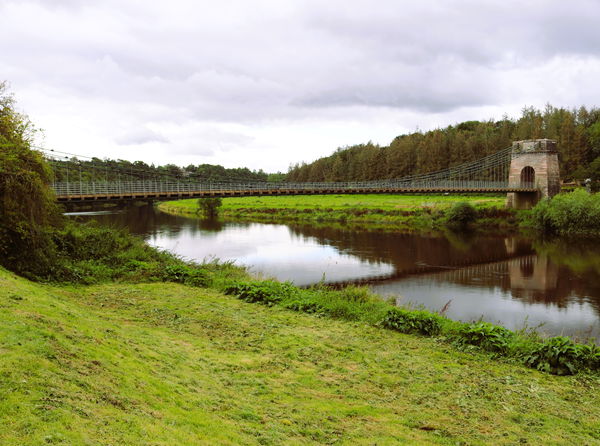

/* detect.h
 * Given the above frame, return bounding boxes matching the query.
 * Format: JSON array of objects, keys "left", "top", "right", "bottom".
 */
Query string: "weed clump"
[
  {"left": 456, "top": 322, "right": 514, "bottom": 353},
  {"left": 379, "top": 307, "right": 442, "bottom": 336},
  {"left": 524, "top": 336, "right": 600, "bottom": 376},
  {"left": 225, "top": 281, "right": 298, "bottom": 306}
]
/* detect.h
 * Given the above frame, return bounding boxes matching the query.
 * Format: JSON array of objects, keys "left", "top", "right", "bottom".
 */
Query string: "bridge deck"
[{"left": 55, "top": 187, "right": 537, "bottom": 202}]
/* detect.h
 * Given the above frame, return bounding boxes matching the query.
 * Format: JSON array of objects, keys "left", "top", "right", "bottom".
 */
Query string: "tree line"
[
  {"left": 49, "top": 157, "right": 284, "bottom": 184},
  {"left": 286, "top": 106, "right": 600, "bottom": 183}
]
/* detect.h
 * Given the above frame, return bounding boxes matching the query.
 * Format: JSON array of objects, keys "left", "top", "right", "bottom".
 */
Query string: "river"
[{"left": 70, "top": 205, "right": 600, "bottom": 340}]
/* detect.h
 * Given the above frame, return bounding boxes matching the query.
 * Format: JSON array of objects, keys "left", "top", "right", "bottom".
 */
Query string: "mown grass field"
[
  {"left": 164, "top": 194, "right": 506, "bottom": 212},
  {"left": 2, "top": 267, "right": 599, "bottom": 445},
  {"left": 157, "top": 194, "right": 515, "bottom": 231}
]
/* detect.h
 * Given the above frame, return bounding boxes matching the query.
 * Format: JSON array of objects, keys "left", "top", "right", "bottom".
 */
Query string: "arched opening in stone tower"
[{"left": 520, "top": 166, "right": 535, "bottom": 188}]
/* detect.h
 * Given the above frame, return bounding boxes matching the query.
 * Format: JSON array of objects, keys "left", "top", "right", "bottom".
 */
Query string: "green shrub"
[
  {"left": 578, "top": 343, "right": 600, "bottom": 370},
  {"left": 163, "top": 264, "right": 191, "bottom": 283},
  {"left": 162, "top": 264, "right": 209, "bottom": 287},
  {"left": 457, "top": 322, "right": 513, "bottom": 353},
  {"left": 225, "top": 281, "right": 297, "bottom": 306},
  {"left": 197, "top": 197, "right": 222, "bottom": 218},
  {"left": 184, "top": 269, "right": 210, "bottom": 287},
  {"left": 379, "top": 307, "right": 442, "bottom": 336},
  {"left": 524, "top": 336, "right": 585, "bottom": 375},
  {"left": 337, "top": 285, "right": 377, "bottom": 303},
  {"left": 283, "top": 299, "right": 325, "bottom": 314},
  {"left": 0, "top": 82, "right": 63, "bottom": 278},
  {"left": 529, "top": 190, "right": 600, "bottom": 235},
  {"left": 445, "top": 202, "right": 478, "bottom": 228}
]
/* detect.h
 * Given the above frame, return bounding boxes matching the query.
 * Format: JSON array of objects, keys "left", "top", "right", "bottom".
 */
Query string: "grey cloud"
[
  {"left": 2, "top": 0, "right": 600, "bottom": 169},
  {"left": 116, "top": 128, "right": 169, "bottom": 145}
]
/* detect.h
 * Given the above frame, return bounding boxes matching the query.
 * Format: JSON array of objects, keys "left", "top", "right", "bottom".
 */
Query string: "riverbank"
[
  {"left": 157, "top": 194, "right": 521, "bottom": 233},
  {"left": 2, "top": 266, "right": 600, "bottom": 445}
]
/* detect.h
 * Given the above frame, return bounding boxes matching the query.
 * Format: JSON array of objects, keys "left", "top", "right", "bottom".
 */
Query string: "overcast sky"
[{"left": 2, "top": 0, "right": 600, "bottom": 172}]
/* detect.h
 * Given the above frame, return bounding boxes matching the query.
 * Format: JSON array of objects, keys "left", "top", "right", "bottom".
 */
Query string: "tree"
[
  {"left": 0, "top": 82, "right": 62, "bottom": 276},
  {"left": 197, "top": 197, "right": 222, "bottom": 218}
]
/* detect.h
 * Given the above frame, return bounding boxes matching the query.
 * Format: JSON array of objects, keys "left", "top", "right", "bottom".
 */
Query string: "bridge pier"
[{"left": 506, "top": 139, "right": 560, "bottom": 209}]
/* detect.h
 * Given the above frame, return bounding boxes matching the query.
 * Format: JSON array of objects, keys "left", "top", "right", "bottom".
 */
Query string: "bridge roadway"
[{"left": 52, "top": 180, "right": 536, "bottom": 203}]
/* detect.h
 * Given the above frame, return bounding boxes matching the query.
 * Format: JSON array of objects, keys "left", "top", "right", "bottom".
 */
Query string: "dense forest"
[{"left": 287, "top": 106, "right": 600, "bottom": 182}]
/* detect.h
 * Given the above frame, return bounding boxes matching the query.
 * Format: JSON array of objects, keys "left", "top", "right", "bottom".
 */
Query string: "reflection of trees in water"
[
  {"left": 533, "top": 238, "right": 600, "bottom": 277},
  {"left": 73, "top": 204, "right": 232, "bottom": 236}
]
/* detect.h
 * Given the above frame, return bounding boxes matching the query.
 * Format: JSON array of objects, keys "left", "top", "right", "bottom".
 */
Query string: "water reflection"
[
  {"left": 373, "top": 254, "right": 600, "bottom": 340},
  {"left": 73, "top": 205, "right": 600, "bottom": 339}
]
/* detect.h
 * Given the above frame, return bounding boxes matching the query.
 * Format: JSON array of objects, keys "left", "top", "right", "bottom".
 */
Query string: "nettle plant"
[
  {"left": 524, "top": 336, "right": 595, "bottom": 376},
  {"left": 457, "top": 322, "right": 514, "bottom": 353},
  {"left": 379, "top": 307, "right": 442, "bottom": 336},
  {"left": 225, "top": 281, "right": 297, "bottom": 306}
]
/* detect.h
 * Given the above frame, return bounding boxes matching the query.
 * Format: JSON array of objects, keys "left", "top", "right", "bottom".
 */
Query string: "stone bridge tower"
[{"left": 506, "top": 139, "right": 560, "bottom": 209}]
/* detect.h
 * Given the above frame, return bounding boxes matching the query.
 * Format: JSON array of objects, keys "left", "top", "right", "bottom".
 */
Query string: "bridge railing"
[{"left": 52, "top": 179, "right": 517, "bottom": 197}]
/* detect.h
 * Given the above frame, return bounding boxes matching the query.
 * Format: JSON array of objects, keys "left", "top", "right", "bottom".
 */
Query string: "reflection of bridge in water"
[
  {"left": 288, "top": 222, "right": 599, "bottom": 312},
  {"left": 321, "top": 253, "right": 538, "bottom": 287},
  {"left": 287, "top": 223, "right": 534, "bottom": 282}
]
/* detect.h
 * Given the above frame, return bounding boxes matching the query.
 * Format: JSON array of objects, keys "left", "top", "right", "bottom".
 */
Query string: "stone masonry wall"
[{"left": 506, "top": 139, "right": 560, "bottom": 209}]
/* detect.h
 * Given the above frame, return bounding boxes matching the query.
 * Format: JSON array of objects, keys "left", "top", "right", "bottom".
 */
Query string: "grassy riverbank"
[
  {"left": 157, "top": 194, "right": 518, "bottom": 232},
  {"left": 2, "top": 267, "right": 600, "bottom": 445}
]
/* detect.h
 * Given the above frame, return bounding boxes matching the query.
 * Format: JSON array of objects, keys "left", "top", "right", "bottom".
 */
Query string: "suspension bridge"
[{"left": 40, "top": 139, "right": 559, "bottom": 208}]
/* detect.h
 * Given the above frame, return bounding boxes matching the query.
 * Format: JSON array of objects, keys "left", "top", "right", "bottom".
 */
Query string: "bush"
[
  {"left": 529, "top": 189, "right": 600, "bottom": 235},
  {"left": 19, "top": 221, "right": 224, "bottom": 286},
  {"left": 578, "top": 343, "right": 600, "bottom": 370},
  {"left": 337, "top": 285, "right": 376, "bottom": 303},
  {"left": 457, "top": 322, "right": 513, "bottom": 353},
  {"left": 283, "top": 299, "right": 325, "bottom": 314},
  {"left": 0, "top": 82, "right": 63, "bottom": 277},
  {"left": 379, "top": 307, "right": 442, "bottom": 336},
  {"left": 162, "top": 264, "right": 209, "bottom": 287},
  {"left": 225, "top": 281, "right": 298, "bottom": 306},
  {"left": 197, "top": 197, "right": 222, "bottom": 218},
  {"left": 445, "top": 202, "right": 478, "bottom": 228},
  {"left": 524, "top": 336, "right": 585, "bottom": 375}
]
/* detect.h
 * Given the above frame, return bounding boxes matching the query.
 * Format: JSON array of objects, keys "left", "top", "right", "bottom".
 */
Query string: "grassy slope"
[
  {"left": 1, "top": 267, "right": 599, "bottom": 445},
  {"left": 157, "top": 194, "right": 513, "bottom": 231}
]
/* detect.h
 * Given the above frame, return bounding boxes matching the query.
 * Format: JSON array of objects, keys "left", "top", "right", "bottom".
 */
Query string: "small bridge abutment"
[{"left": 506, "top": 139, "right": 560, "bottom": 209}]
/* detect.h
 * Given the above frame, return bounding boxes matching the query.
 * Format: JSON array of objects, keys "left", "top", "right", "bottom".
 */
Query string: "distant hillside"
[{"left": 287, "top": 106, "right": 600, "bottom": 182}]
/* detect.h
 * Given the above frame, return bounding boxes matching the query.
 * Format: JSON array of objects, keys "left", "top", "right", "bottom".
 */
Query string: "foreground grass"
[
  {"left": 158, "top": 194, "right": 516, "bottom": 232},
  {"left": 2, "top": 267, "right": 600, "bottom": 445}
]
